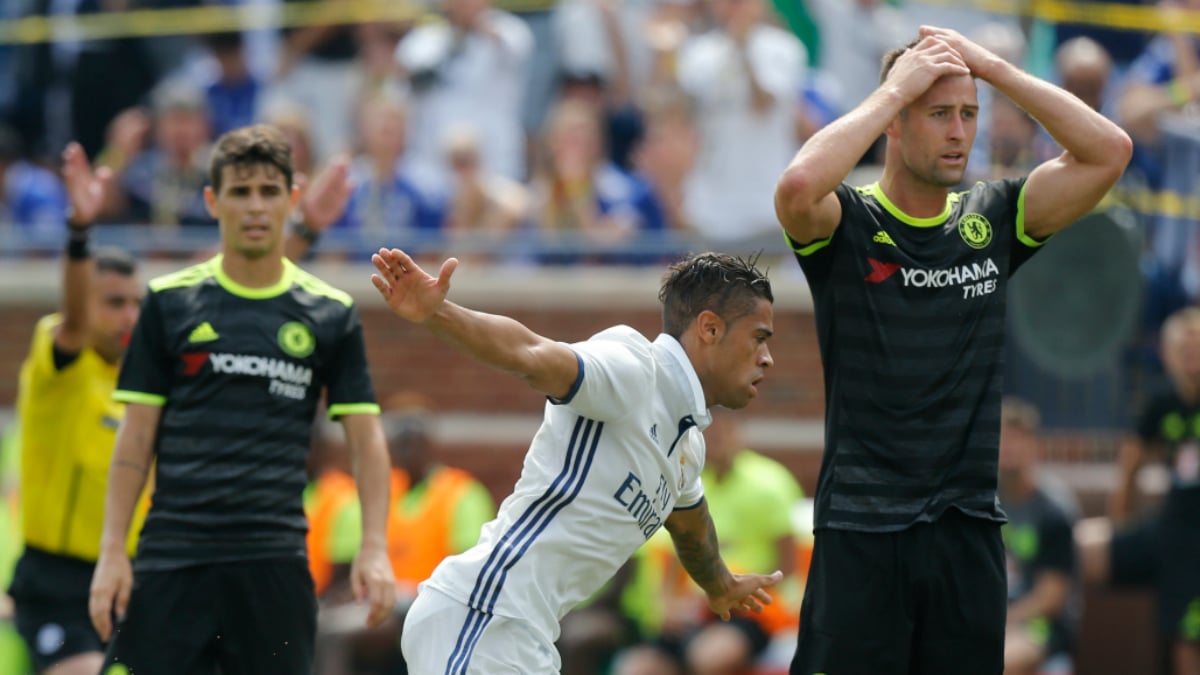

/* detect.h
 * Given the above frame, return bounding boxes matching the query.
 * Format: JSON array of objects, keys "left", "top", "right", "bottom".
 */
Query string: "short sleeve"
[
  {"left": 1135, "top": 394, "right": 1169, "bottom": 441},
  {"left": 675, "top": 428, "right": 706, "bottom": 509},
  {"left": 324, "top": 305, "right": 380, "bottom": 419},
  {"left": 557, "top": 328, "right": 655, "bottom": 422},
  {"left": 114, "top": 290, "right": 172, "bottom": 406},
  {"left": 1005, "top": 178, "right": 1047, "bottom": 275}
]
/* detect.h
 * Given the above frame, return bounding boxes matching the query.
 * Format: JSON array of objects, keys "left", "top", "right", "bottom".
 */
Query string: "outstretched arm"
[
  {"left": 664, "top": 500, "right": 782, "bottom": 620},
  {"left": 371, "top": 249, "right": 580, "bottom": 399},
  {"left": 774, "top": 36, "right": 969, "bottom": 245},
  {"left": 920, "top": 25, "right": 1132, "bottom": 239},
  {"left": 56, "top": 143, "right": 115, "bottom": 354}
]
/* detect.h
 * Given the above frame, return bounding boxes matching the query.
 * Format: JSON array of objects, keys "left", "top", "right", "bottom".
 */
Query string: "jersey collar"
[
  {"left": 653, "top": 333, "right": 712, "bottom": 432},
  {"left": 210, "top": 254, "right": 297, "bottom": 299}
]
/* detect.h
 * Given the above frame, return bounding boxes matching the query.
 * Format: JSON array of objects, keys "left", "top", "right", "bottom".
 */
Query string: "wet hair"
[
  {"left": 1000, "top": 396, "right": 1040, "bottom": 434},
  {"left": 659, "top": 252, "right": 773, "bottom": 339},
  {"left": 208, "top": 124, "right": 293, "bottom": 194},
  {"left": 94, "top": 246, "right": 137, "bottom": 277},
  {"left": 880, "top": 37, "right": 923, "bottom": 85}
]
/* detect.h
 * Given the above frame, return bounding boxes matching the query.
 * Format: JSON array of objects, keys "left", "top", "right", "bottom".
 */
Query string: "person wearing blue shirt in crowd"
[{"left": 0, "top": 123, "right": 68, "bottom": 245}]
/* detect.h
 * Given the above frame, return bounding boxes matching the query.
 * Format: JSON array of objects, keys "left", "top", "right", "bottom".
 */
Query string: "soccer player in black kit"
[
  {"left": 773, "top": 26, "right": 1132, "bottom": 675},
  {"left": 87, "top": 124, "right": 397, "bottom": 674}
]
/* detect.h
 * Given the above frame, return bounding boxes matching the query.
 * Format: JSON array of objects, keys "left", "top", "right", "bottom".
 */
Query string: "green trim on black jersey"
[
  {"left": 149, "top": 259, "right": 215, "bottom": 292},
  {"left": 294, "top": 267, "right": 354, "bottom": 307},
  {"left": 783, "top": 229, "right": 832, "bottom": 257},
  {"left": 328, "top": 403, "right": 381, "bottom": 419},
  {"left": 1014, "top": 182, "right": 1049, "bottom": 247},
  {"left": 113, "top": 389, "right": 167, "bottom": 406},
  {"left": 212, "top": 255, "right": 298, "bottom": 299},
  {"left": 863, "top": 182, "right": 962, "bottom": 227}
]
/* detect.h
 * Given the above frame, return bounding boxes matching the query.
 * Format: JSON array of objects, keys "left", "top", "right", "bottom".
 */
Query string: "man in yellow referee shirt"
[{"left": 10, "top": 143, "right": 142, "bottom": 675}]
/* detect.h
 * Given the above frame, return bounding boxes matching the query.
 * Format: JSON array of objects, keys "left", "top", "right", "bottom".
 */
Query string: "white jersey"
[{"left": 422, "top": 327, "right": 710, "bottom": 647}]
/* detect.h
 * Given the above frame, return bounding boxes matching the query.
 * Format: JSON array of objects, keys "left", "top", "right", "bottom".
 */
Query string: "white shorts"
[{"left": 401, "top": 586, "right": 560, "bottom": 674}]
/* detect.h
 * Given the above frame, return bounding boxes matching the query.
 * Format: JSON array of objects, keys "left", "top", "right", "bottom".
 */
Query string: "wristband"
[
  {"left": 66, "top": 233, "right": 91, "bottom": 260},
  {"left": 292, "top": 220, "right": 320, "bottom": 245}
]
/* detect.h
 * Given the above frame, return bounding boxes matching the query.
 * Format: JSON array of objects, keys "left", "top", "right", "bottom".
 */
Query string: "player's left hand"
[
  {"left": 351, "top": 545, "right": 397, "bottom": 628},
  {"left": 371, "top": 248, "right": 459, "bottom": 323},
  {"left": 918, "top": 25, "right": 1000, "bottom": 79},
  {"left": 705, "top": 569, "right": 783, "bottom": 621}
]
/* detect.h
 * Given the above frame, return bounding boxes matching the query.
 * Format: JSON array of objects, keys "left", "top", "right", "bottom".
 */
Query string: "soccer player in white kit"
[{"left": 371, "top": 248, "right": 784, "bottom": 674}]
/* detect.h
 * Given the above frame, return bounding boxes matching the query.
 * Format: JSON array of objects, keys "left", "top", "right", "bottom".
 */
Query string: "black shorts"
[
  {"left": 9, "top": 547, "right": 104, "bottom": 672},
  {"left": 103, "top": 557, "right": 317, "bottom": 675},
  {"left": 791, "top": 509, "right": 1006, "bottom": 675},
  {"left": 1111, "top": 517, "right": 1200, "bottom": 642}
]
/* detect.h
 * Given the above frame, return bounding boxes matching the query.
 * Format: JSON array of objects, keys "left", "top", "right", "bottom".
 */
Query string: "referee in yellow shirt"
[{"left": 9, "top": 143, "right": 142, "bottom": 675}]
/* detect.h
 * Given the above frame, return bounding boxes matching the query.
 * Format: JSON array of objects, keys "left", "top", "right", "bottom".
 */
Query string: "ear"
[
  {"left": 290, "top": 184, "right": 301, "bottom": 209},
  {"left": 203, "top": 186, "right": 218, "bottom": 218},
  {"left": 884, "top": 113, "right": 903, "bottom": 140},
  {"left": 695, "top": 309, "right": 724, "bottom": 345}
]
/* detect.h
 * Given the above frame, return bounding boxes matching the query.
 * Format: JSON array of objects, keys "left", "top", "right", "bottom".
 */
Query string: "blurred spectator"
[
  {"left": 531, "top": 99, "right": 664, "bottom": 264},
  {"left": 326, "top": 93, "right": 444, "bottom": 260},
  {"left": 201, "top": 31, "right": 262, "bottom": 138},
  {"left": 1057, "top": 36, "right": 1116, "bottom": 115},
  {"left": 320, "top": 405, "right": 494, "bottom": 674},
  {"left": 806, "top": 0, "right": 911, "bottom": 117},
  {"left": 110, "top": 80, "right": 213, "bottom": 228},
  {"left": 611, "top": 642, "right": 686, "bottom": 675},
  {"left": 630, "top": 87, "right": 698, "bottom": 233},
  {"left": 676, "top": 0, "right": 805, "bottom": 249},
  {"left": 1117, "top": 0, "right": 1200, "bottom": 192},
  {"left": 0, "top": 123, "right": 68, "bottom": 242},
  {"left": 261, "top": 99, "right": 317, "bottom": 178},
  {"left": 998, "top": 397, "right": 1080, "bottom": 675},
  {"left": 443, "top": 127, "right": 530, "bottom": 260},
  {"left": 267, "top": 0, "right": 363, "bottom": 163},
  {"left": 679, "top": 410, "right": 803, "bottom": 675},
  {"left": 1079, "top": 306, "right": 1200, "bottom": 675},
  {"left": 986, "top": 98, "right": 1040, "bottom": 181},
  {"left": 395, "top": 0, "right": 533, "bottom": 194}
]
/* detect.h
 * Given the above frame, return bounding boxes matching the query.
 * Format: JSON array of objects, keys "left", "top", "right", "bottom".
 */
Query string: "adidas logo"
[
  {"left": 187, "top": 322, "right": 219, "bottom": 343},
  {"left": 873, "top": 230, "right": 896, "bottom": 246}
]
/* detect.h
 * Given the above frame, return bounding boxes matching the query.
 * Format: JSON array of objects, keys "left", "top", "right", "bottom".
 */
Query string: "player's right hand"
[
  {"left": 370, "top": 248, "right": 459, "bottom": 323},
  {"left": 88, "top": 552, "right": 133, "bottom": 641},
  {"left": 62, "top": 142, "right": 113, "bottom": 229},
  {"left": 882, "top": 35, "right": 971, "bottom": 106}
]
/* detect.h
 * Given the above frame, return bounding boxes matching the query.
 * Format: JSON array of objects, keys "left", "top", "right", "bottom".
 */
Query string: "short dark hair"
[
  {"left": 94, "top": 246, "right": 137, "bottom": 277},
  {"left": 208, "top": 124, "right": 293, "bottom": 194},
  {"left": 659, "top": 252, "right": 773, "bottom": 339},
  {"left": 880, "top": 37, "right": 923, "bottom": 85}
]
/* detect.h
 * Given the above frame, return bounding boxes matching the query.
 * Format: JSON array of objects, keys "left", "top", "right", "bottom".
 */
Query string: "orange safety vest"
[
  {"left": 387, "top": 466, "right": 476, "bottom": 587},
  {"left": 306, "top": 470, "right": 357, "bottom": 596}
]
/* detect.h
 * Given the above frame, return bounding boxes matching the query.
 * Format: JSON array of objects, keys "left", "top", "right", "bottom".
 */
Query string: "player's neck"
[
  {"left": 878, "top": 168, "right": 951, "bottom": 220},
  {"left": 1172, "top": 374, "right": 1200, "bottom": 404},
  {"left": 219, "top": 249, "right": 286, "bottom": 289}
]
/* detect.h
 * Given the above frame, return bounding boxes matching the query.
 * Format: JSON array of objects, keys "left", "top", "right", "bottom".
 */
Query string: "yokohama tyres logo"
[{"left": 865, "top": 258, "right": 902, "bottom": 283}]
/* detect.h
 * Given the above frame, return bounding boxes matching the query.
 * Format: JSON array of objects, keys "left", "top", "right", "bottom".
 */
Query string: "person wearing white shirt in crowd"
[
  {"left": 370, "top": 248, "right": 783, "bottom": 673},
  {"left": 395, "top": 0, "right": 533, "bottom": 196},
  {"left": 675, "top": 0, "right": 806, "bottom": 248}
]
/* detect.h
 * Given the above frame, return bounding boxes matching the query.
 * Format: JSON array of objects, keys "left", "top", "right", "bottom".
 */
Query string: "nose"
[
  {"left": 760, "top": 346, "right": 773, "bottom": 368},
  {"left": 949, "top": 113, "right": 966, "bottom": 141}
]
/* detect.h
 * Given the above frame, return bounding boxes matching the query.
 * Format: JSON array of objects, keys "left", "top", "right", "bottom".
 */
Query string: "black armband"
[
  {"left": 66, "top": 229, "right": 91, "bottom": 260},
  {"left": 292, "top": 220, "right": 320, "bottom": 246}
]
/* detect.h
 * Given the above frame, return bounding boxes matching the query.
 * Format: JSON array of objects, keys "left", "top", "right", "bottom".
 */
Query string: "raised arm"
[
  {"left": 663, "top": 500, "right": 782, "bottom": 620},
  {"left": 340, "top": 413, "right": 398, "bottom": 628},
  {"left": 56, "top": 142, "right": 114, "bottom": 353},
  {"left": 920, "top": 25, "right": 1132, "bottom": 239},
  {"left": 89, "top": 402, "right": 160, "bottom": 641},
  {"left": 774, "top": 36, "right": 969, "bottom": 245},
  {"left": 371, "top": 249, "right": 580, "bottom": 399},
  {"left": 283, "top": 155, "right": 353, "bottom": 261}
]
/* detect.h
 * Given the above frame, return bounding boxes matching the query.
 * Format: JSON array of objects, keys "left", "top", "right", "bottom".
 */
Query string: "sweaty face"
[
  {"left": 205, "top": 163, "right": 296, "bottom": 260},
  {"left": 896, "top": 75, "right": 979, "bottom": 187},
  {"left": 91, "top": 271, "right": 142, "bottom": 362},
  {"left": 711, "top": 298, "right": 774, "bottom": 410}
]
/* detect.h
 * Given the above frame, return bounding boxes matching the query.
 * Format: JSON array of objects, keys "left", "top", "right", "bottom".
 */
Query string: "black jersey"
[
  {"left": 1135, "top": 387, "right": 1200, "bottom": 528},
  {"left": 114, "top": 256, "right": 379, "bottom": 571},
  {"left": 792, "top": 179, "right": 1043, "bottom": 532}
]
